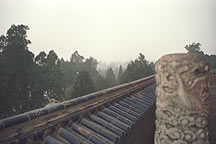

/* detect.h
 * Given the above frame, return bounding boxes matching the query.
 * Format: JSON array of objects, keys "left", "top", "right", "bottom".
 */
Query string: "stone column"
[{"left": 154, "top": 53, "right": 210, "bottom": 144}]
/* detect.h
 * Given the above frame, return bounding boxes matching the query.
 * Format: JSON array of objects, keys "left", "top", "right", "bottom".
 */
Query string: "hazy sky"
[{"left": 0, "top": 0, "right": 215, "bottom": 62}]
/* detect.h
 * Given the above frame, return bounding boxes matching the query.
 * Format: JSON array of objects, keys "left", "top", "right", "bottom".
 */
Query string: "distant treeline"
[{"left": 0, "top": 25, "right": 155, "bottom": 119}]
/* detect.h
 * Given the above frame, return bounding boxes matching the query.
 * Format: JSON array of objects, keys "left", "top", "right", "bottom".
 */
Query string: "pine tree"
[
  {"left": 0, "top": 25, "right": 37, "bottom": 118},
  {"left": 72, "top": 71, "right": 95, "bottom": 98},
  {"left": 105, "top": 67, "right": 117, "bottom": 87},
  {"left": 122, "top": 53, "right": 154, "bottom": 83},
  {"left": 118, "top": 65, "right": 123, "bottom": 84}
]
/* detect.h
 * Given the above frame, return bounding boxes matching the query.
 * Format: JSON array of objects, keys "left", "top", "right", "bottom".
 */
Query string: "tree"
[
  {"left": 70, "top": 50, "right": 84, "bottom": 64},
  {"left": 0, "top": 25, "right": 160, "bottom": 119},
  {"left": 0, "top": 24, "right": 37, "bottom": 118},
  {"left": 83, "top": 57, "right": 99, "bottom": 83},
  {"left": 46, "top": 50, "right": 65, "bottom": 101},
  {"left": 122, "top": 53, "right": 154, "bottom": 83},
  {"left": 94, "top": 75, "right": 109, "bottom": 91},
  {"left": 185, "top": 42, "right": 201, "bottom": 53},
  {"left": 85, "top": 57, "right": 98, "bottom": 69},
  {"left": 61, "top": 51, "right": 101, "bottom": 98},
  {"left": 72, "top": 71, "right": 95, "bottom": 98},
  {"left": 184, "top": 42, "right": 216, "bottom": 69},
  {"left": 105, "top": 67, "right": 117, "bottom": 87},
  {"left": 117, "top": 65, "right": 123, "bottom": 84},
  {"left": 149, "top": 62, "right": 155, "bottom": 73},
  {"left": 35, "top": 50, "right": 65, "bottom": 102},
  {"left": 0, "top": 35, "right": 6, "bottom": 52},
  {"left": 35, "top": 51, "right": 47, "bottom": 66}
]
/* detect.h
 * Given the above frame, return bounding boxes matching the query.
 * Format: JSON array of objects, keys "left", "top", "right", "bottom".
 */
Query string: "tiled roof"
[
  {"left": 0, "top": 76, "right": 156, "bottom": 144},
  {"left": 44, "top": 84, "right": 156, "bottom": 144}
]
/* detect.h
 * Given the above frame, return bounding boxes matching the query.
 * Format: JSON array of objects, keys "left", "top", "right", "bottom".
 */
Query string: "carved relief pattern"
[{"left": 154, "top": 53, "right": 210, "bottom": 144}]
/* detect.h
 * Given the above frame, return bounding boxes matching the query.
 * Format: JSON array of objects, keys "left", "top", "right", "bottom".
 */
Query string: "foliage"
[
  {"left": 122, "top": 53, "right": 155, "bottom": 83},
  {"left": 94, "top": 75, "right": 109, "bottom": 91},
  {"left": 0, "top": 24, "right": 39, "bottom": 118},
  {"left": 0, "top": 24, "right": 156, "bottom": 119},
  {"left": 185, "top": 42, "right": 201, "bottom": 53},
  {"left": 60, "top": 51, "right": 100, "bottom": 99},
  {"left": 0, "top": 25, "right": 65, "bottom": 118},
  {"left": 70, "top": 50, "right": 85, "bottom": 64},
  {"left": 105, "top": 67, "right": 117, "bottom": 87},
  {"left": 72, "top": 71, "right": 96, "bottom": 98},
  {"left": 35, "top": 50, "right": 65, "bottom": 102},
  {"left": 117, "top": 65, "right": 123, "bottom": 84},
  {"left": 185, "top": 42, "right": 216, "bottom": 69}
]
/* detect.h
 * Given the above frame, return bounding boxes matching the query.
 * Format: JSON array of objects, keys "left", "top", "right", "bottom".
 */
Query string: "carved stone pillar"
[{"left": 154, "top": 53, "right": 210, "bottom": 144}]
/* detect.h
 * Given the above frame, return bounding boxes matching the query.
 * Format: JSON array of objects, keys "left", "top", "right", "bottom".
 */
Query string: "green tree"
[
  {"left": 0, "top": 24, "right": 37, "bottom": 118},
  {"left": 0, "top": 25, "right": 160, "bottom": 119},
  {"left": 149, "top": 62, "right": 155, "bottom": 73},
  {"left": 185, "top": 42, "right": 201, "bottom": 53},
  {"left": 70, "top": 50, "right": 84, "bottom": 64},
  {"left": 35, "top": 50, "right": 65, "bottom": 102},
  {"left": 35, "top": 51, "right": 47, "bottom": 66},
  {"left": 33, "top": 51, "right": 49, "bottom": 106},
  {"left": 122, "top": 53, "right": 154, "bottom": 83},
  {"left": 83, "top": 57, "right": 99, "bottom": 83},
  {"left": 94, "top": 75, "right": 109, "bottom": 91},
  {"left": 105, "top": 67, "right": 117, "bottom": 87},
  {"left": 185, "top": 42, "right": 216, "bottom": 69},
  {"left": 72, "top": 71, "right": 95, "bottom": 98},
  {"left": 46, "top": 50, "right": 65, "bottom": 101},
  {"left": 61, "top": 51, "right": 103, "bottom": 98},
  {"left": 117, "top": 65, "right": 123, "bottom": 84}
]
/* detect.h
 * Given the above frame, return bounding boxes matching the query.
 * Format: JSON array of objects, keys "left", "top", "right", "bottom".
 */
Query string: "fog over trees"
[
  {"left": 1, "top": 25, "right": 215, "bottom": 119},
  {"left": 0, "top": 25, "right": 155, "bottom": 119}
]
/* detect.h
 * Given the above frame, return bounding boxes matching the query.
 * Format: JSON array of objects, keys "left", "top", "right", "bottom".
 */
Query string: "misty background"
[
  {"left": 0, "top": 0, "right": 216, "bottom": 119},
  {"left": 1, "top": 0, "right": 216, "bottom": 63}
]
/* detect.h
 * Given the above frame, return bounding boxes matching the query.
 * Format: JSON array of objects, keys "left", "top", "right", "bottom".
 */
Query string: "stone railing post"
[{"left": 154, "top": 53, "right": 210, "bottom": 144}]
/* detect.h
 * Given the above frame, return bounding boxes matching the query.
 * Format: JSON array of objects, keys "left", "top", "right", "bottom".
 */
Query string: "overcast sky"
[{"left": 0, "top": 0, "right": 215, "bottom": 62}]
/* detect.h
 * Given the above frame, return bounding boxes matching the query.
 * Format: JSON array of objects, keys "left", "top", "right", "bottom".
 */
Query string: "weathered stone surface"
[{"left": 155, "top": 53, "right": 210, "bottom": 144}]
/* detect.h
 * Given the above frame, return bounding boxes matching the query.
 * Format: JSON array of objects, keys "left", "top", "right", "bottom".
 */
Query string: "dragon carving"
[{"left": 155, "top": 53, "right": 210, "bottom": 144}]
